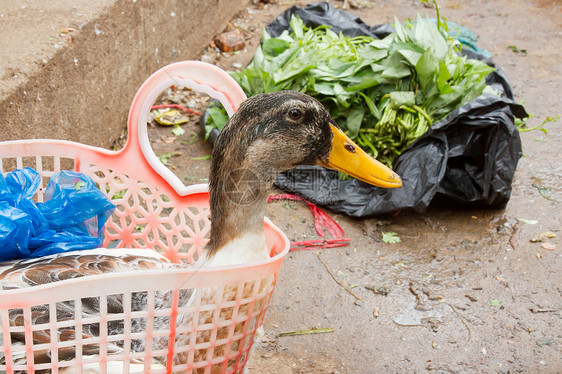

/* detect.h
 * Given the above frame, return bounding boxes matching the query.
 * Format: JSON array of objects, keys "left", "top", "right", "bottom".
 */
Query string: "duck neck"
[{"left": 205, "top": 163, "right": 275, "bottom": 266}]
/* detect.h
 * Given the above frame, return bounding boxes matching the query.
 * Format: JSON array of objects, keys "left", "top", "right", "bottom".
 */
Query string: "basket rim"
[{"left": 0, "top": 234, "right": 288, "bottom": 309}]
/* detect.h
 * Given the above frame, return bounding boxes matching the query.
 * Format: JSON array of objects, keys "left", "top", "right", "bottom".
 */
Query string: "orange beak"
[{"left": 316, "top": 124, "right": 402, "bottom": 188}]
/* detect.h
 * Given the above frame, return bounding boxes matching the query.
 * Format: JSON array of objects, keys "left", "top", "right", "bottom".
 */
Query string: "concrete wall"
[{"left": 0, "top": 0, "right": 249, "bottom": 148}]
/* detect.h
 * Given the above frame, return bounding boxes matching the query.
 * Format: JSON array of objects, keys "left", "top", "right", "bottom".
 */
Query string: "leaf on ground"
[
  {"left": 191, "top": 155, "right": 211, "bottom": 160},
  {"left": 382, "top": 231, "right": 401, "bottom": 243},
  {"left": 507, "top": 45, "right": 527, "bottom": 56},
  {"left": 489, "top": 299, "right": 502, "bottom": 307},
  {"left": 517, "top": 217, "right": 538, "bottom": 225},
  {"left": 171, "top": 125, "right": 185, "bottom": 136},
  {"left": 158, "top": 153, "right": 173, "bottom": 165},
  {"left": 530, "top": 231, "right": 556, "bottom": 243}
]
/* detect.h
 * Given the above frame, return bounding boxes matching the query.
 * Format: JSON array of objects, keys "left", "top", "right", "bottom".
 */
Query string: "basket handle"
[{"left": 126, "top": 61, "right": 247, "bottom": 196}]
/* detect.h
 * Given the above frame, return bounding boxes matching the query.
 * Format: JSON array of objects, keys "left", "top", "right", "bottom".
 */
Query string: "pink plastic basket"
[{"left": 0, "top": 61, "right": 290, "bottom": 373}]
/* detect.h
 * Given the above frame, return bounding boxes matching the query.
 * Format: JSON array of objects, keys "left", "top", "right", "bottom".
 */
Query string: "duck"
[{"left": 0, "top": 90, "right": 401, "bottom": 373}]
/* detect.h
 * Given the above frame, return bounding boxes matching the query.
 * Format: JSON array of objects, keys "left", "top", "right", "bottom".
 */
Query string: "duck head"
[{"left": 206, "top": 91, "right": 401, "bottom": 263}]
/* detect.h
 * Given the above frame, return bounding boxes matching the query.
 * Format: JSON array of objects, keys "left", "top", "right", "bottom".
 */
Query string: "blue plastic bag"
[
  {"left": 0, "top": 201, "right": 33, "bottom": 260},
  {"left": 4, "top": 169, "right": 49, "bottom": 237},
  {"left": 0, "top": 168, "right": 116, "bottom": 261}
]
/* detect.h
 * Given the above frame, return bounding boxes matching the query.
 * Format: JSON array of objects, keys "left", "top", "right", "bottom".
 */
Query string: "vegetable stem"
[{"left": 413, "top": 105, "right": 433, "bottom": 126}]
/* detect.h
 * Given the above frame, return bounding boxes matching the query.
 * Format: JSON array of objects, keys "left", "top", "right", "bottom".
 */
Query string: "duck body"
[
  {"left": 0, "top": 90, "right": 401, "bottom": 372},
  {"left": 0, "top": 249, "right": 178, "bottom": 373}
]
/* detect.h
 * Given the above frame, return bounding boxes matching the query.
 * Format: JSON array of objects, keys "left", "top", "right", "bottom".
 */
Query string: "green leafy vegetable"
[
  {"left": 204, "top": 102, "right": 230, "bottom": 140},
  {"left": 208, "top": 12, "right": 496, "bottom": 167}
]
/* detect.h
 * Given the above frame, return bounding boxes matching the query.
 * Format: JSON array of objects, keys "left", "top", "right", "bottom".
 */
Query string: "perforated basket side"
[
  {"left": 81, "top": 161, "right": 213, "bottom": 263},
  {"left": 0, "top": 140, "right": 289, "bottom": 374},
  {"left": 0, "top": 144, "right": 211, "bottom": 264},
  {"left": 0, "top": 261, "right": 284, "bottom": 373}
]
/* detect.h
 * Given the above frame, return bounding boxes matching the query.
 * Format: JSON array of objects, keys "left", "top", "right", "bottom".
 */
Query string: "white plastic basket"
[{"left": 0, "top": 61, "right": 290, "bottom": 373}]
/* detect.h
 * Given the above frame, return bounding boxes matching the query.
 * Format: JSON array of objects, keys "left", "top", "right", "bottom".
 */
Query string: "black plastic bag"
[{"left": 267, "top": 3, "right": 527, "bottom": 217}]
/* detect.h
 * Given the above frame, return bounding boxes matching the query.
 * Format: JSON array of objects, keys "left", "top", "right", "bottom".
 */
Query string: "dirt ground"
[{"left": 145, "top": 0, "right": 561, "bottom": 372}]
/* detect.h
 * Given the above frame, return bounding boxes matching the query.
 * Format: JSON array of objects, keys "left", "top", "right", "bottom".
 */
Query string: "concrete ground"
[{"left": 148, "top": 1, "right": 562, "bottom": 373}]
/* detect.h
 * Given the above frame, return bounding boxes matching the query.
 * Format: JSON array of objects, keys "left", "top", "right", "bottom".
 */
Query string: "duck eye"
[{"left": 288, "top": 109, "right": 302, "bottom": 120}]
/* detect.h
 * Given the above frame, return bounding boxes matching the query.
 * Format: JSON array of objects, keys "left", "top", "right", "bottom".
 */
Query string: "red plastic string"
[
  {"left": 290, "top": 238, "right": 351, "bottom": 251},
  {"left": 151, "top": 104, "right": 201, "bottom": 116},
  {"left": 267, "top": 194, "right": 350, "bottom": 250}
]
